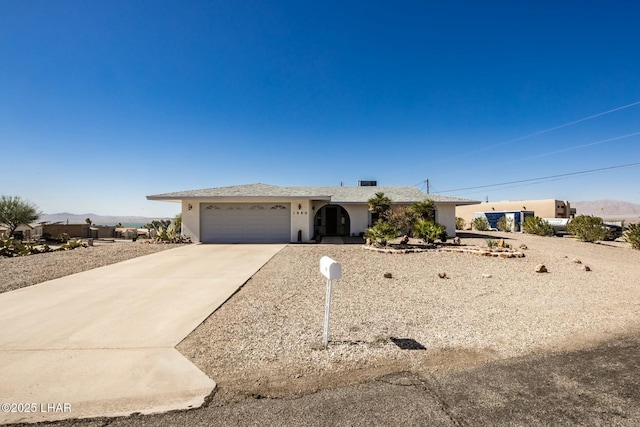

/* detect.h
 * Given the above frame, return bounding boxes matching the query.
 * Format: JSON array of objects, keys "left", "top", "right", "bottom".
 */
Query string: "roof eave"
[{"left": 147, "top": 195, "right": 332, "bottom": 201}]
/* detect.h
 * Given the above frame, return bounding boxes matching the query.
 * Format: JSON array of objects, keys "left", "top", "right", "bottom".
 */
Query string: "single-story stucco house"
[{"left": 147, "top": 183, "right": 478, "bottom": 243}]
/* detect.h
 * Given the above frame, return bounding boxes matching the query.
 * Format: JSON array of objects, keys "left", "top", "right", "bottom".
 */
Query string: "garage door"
[{"left": 200, "top": 203, "right": 291, "bottom": 243}]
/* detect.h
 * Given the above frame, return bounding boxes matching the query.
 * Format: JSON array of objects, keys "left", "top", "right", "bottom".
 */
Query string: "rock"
[
  {"left": 400, "top": 235, "right": 409, "bottom": 245},
  {"left": 535, "top": 264, "right": 548, "bottom": 273},
  {"left": 482, "top": 273, "right": 492, "bottom": 278},
  {"left": 497, "top": 239, "right": 506, "bottom": 248},
  {"left": 452, "top": 236, "right": 461, "bottom": 245},
  {"left": 366, "top": 238, "right": 372, "bottom": 246},
  {"left": 572, "top": 258, "right": 582, "bottom": 264},
  {"left": 519, "top": 243, "right": 528, "bottom": 250},
  {"left": 383, "top": 272, "right": 393, "bottom": 279},
  {"left": 584, "top": 265, "right": 591, "bottom": 272},
  {"left": 438, "top": 272, "right": 447, "bottom": 279}
]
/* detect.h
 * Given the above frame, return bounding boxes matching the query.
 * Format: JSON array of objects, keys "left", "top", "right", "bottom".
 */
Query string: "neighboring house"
[
  {"left": 147, "top": 183, "right": 478, "bottom": 243},
  {"left": 42, "top": 224, "right": 116, "bottom": 239},
  {"left": 456, "top": 199, "right": 576, "bottom": 229},
  {"left": 0, "top": 223, "right": 44, "bottom": 241}
]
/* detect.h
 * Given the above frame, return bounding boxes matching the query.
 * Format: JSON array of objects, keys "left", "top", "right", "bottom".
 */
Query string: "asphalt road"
[{"left": 8, "top": 333, "right": 639, "bottom": 427}]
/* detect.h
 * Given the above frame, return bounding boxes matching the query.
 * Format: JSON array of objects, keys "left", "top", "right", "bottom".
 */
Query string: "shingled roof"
[{"left": 147, "top": 183, "right": 478, "bottom": 204}]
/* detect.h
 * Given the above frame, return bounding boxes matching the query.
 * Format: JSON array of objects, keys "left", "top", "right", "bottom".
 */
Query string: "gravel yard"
[
  {"left": 3, "top": 233, "right": 639, "bottom": 406},
  {"left": 177, "top": 232, "right": 640, "bottom": 402},
  {"left": 0, "top": 240, "right": 185, "bottom": 294}
]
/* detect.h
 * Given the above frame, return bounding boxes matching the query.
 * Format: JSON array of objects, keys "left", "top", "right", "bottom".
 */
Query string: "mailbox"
[{"left": 320, "top": 256, "right": 342, "bottom": 280}]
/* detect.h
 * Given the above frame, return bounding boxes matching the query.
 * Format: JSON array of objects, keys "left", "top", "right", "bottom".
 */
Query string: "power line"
[
  {"left": 469, "top": 100, "right": 640, "bottom": 153},
  {"left": 519, "top": 131, "right": 640, "bottom": 162},
  {"left": 439, "top": 162, "right": 640, "bottom": 193}
]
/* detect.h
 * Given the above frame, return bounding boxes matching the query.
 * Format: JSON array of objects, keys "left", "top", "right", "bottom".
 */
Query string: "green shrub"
[
  {"left": 566, "top": 215, "right": 607, "bottom": 242},
  {"left": 365, "top": 221, "right": 399, "bottom": 246},
  {"left": 413, "top": 219, "right": 447, "bottom": 243},
  {"left": 57, "top": 233, "right": 70, "bottom": 243},
  {"left": 497, "top": 216, "right": 513, "bottom": 232},
  {"left": 153, "top": 223, "right": 192, "bottom": 243},
  {"left": 472, "top": 216, "right": 489, "bottom": 231},
  {"left": 367, "top": 192, "right": 393, "bottom": 222},
  {"left": 410, "top": 200, "right": 436, "bottom": 222},
  {"left": 455, "top": 217, "right": 466, "bottom": 230},
  {"left": 523, "top": 216, "right": 554, "bottom": 236},
  {"left": 486, "top": 239, "right": 497, "bottom": 248},
  {"left": 1, "top": 237, "right": 53, "bottom": 257},
  {"left": 624, "top": 223, "right": 640, "bottom": 250}
]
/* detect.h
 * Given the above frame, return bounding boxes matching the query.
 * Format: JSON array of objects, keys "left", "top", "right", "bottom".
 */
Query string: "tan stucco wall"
[{"left": 455, "top": 199, "right": 572, "bottom": 229}]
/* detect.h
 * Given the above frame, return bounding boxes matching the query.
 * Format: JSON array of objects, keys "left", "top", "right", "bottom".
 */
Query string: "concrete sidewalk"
[{"left": 0, "top": 244, "right": 285, "bottom": 424}]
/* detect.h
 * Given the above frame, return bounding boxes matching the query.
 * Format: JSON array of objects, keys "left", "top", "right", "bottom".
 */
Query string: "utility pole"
[{"left": 426, "top": 179, "right": 430, "bottom": 194}]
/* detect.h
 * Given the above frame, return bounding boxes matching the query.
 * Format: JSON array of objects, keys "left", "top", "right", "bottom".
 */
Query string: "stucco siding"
[
  {"left": 345, "top": 204, "right": 371, "bottom": 236},
  {"left": 290, "top": 199, "right": 313, "bottom": 242},
  {"left": 181, "top": 200, "right": 200, "bottom": 243},
  {"left": 456, "top": 199, "right": 572, "bottom": 228},
  {"left": 436, "top": 204, "right": 457, "bottom": 237}
]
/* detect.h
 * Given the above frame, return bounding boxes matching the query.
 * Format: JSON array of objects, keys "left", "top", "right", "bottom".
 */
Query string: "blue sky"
[{"left": 1, "top": 1, "right": 639, "bottom": 218}]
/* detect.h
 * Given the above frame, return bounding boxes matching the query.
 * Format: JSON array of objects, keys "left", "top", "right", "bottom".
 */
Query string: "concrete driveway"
[{"left": 0, "top": 244, "right": 285, "bottom": 425}]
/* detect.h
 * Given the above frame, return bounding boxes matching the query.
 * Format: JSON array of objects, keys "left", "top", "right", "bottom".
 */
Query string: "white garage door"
[{"left": 200, "top": 203, "right": 291, "bottom": 243}]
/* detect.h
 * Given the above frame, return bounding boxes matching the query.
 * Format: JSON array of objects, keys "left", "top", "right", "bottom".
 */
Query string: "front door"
[{"left": 325, "top": 206, "right": 338, "bottom": 235}]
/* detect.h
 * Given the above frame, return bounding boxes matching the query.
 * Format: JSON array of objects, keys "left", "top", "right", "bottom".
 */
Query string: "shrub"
[
  {"left": 58, "top": 239, "right": 87, "bottom": 250},
  {"left": 154, "top": 223, "right": 192, "bottom": 243},
  {"left": 145, "top": 219, "right": 172, "bottom": 231},
  {"left": 455, "top": 217, "right": 466, "bottom": 230},
  {"left": 497, "top": 216, "right": 513, "bottom": 232},
  {"left": 365, "top": 221, "right": 399, "bottom": 246},
  {"left": 472, "top": 216, "right": 489, "bottom": 231},
  {"left": 523, "top": 216, "right": 554, "bottom": 236},
  {"left": 388, "top": 207, "right": 418, "bottom": 236},
  {"left": 413, "top": 219, "right": 447, "bottom": 243},
  {"left": 57, "top": 233, "right": 70, "bottom": 243},
  {"left": 624, "top": 223, "right": 640, "bottom": 250},
  {"left": 1, "top": 237, "right": 53, "bottom": 257},
  {"left": 410, "top": 200, "right": 436, "bottom": 222},
  {"left": 367, "top": 192, "right": 393, "bottom": 222},
  {"left": 486, "top": 239, "right": 497, "bottom": 248},
  {"left": 566, "top": 215, "right": 607, "bottom": 242}
]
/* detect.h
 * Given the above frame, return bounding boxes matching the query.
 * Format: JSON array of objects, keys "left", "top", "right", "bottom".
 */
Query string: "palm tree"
[{"left": 367, "top": 192, "right": 392, "bottom": 222}]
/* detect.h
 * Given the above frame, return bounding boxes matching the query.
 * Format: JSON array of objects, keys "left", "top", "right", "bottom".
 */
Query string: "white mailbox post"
[{"left": 320, "top": 256, "right": 342, "bottom": 349}]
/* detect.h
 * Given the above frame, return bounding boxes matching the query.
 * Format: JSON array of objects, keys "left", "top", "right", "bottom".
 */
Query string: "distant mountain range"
[
  {"left": 39, "top": 212, "right": 170, "bottom": 226},
  {"left": 573, "top": 200, "right": 640, "bottom": 222}
]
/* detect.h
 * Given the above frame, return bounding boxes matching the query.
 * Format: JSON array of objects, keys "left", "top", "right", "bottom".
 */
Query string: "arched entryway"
[{"left": 314, "top": 204, "right": 350, "bottom": 237}]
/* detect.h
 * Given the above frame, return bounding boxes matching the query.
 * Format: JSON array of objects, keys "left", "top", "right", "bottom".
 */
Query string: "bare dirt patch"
[{"left": 178, "top": 232, "right": 640, "bottom": 403}]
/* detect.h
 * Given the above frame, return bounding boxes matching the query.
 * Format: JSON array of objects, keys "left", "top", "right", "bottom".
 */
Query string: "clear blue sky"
[{"left": 2, "top": 1, "right": 639, "bottom": 218}]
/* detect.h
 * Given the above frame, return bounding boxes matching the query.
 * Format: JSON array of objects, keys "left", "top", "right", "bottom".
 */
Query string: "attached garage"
[
  {"left": 200, "top": 202, "right": 291, "bottom": 243},
  {"left": 148, "top": 183, "right": 478, "bottom": 243}
]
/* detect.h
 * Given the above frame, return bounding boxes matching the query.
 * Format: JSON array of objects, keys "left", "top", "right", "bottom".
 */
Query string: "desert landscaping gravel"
[
  {"left": 3, "top": 232, "right": 639, "bottom": 406},
  {"left": 177, "top": 232, "right": 640, "bottom": 402},
  {"left": 0, "top": 241, "right": 185, "bottom": 294}
]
